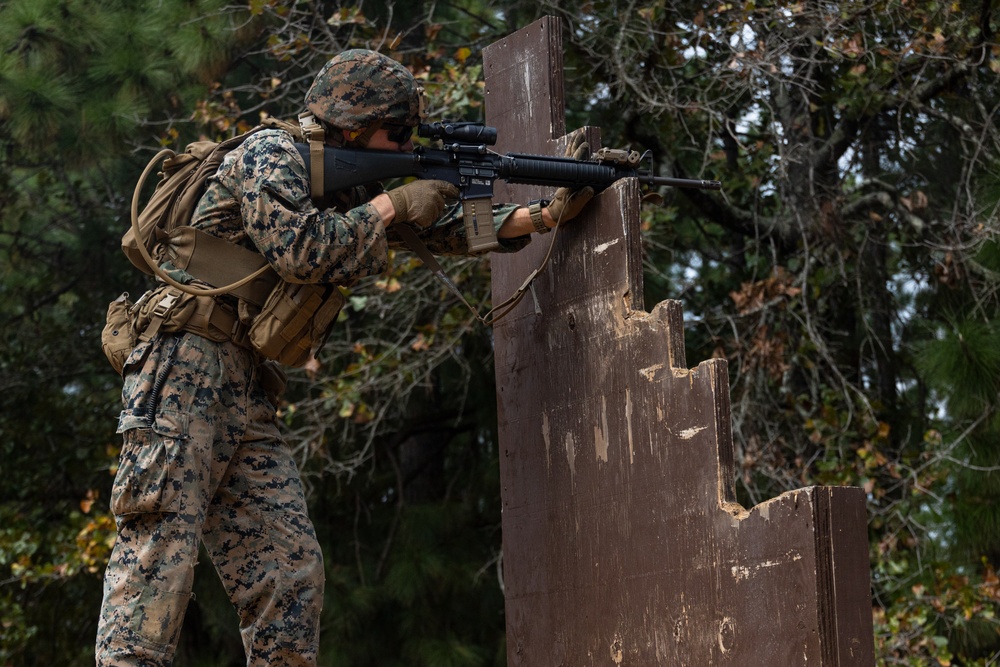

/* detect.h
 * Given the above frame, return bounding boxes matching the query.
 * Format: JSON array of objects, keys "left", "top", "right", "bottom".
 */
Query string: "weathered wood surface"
[{"left": 484, "top": 17, "right": 874, "bottom": 666}]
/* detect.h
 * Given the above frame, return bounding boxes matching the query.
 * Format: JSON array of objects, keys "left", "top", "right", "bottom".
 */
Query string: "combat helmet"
[{"left": 304, "top": 49, "right": 425, "bottom": 146}]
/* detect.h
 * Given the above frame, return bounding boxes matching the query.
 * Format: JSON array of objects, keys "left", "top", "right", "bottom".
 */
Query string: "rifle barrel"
[
  {"left": 644, "top": 175, "right": 722, "bottom": 190},
  {"left": 500, "top": 154, "right": 721, "bottom": 191}
]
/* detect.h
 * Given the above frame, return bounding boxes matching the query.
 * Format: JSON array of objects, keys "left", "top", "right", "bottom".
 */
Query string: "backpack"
[
  {"left": 125, "top": 118, "right": 309, "bottom": 300},
  {"left": 114, "top": 116, "right": 345, "bottom": 368}
]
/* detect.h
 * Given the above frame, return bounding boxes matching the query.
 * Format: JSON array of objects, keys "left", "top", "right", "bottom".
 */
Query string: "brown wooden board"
[{"left": 483, "top": 17, "right": 874, "bottom": 666}]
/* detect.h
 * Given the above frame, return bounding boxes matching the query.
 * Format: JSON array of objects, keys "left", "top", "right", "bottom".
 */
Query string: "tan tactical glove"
[
  {"left": 564, "top": 131, "right": 591, "bottom": 162},
  {"left": 545, "top": 132, "right": 595, "bottom": 226},
  {"left": 386, "top": 180, "right": 459, "bottom": 228},
  {"left": 546, "top": 185, "right": 595, "bottom": 225}
]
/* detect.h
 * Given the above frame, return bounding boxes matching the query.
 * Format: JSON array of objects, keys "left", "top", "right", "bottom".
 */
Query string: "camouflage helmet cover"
[{"left": 305, "top": 49, "right": 424, "bottom": 131}]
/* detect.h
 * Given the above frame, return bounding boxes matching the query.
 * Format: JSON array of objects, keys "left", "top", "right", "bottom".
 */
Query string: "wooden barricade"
[{"left": 484, "top": 17, "right": 874, "bottom": 666}]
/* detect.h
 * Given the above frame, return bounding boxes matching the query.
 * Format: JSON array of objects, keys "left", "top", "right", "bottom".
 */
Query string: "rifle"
[{"left": 295, "top": 121, "right": 721, "bottom": 253}]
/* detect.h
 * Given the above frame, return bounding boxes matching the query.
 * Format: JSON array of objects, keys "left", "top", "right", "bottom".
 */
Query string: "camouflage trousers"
[{"left": 96, "top": 333, "right": 324, "bottom": 666}]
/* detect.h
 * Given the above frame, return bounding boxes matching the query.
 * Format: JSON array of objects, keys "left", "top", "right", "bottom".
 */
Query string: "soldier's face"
[{"left": 366, "top": 127, "right": 414, "bottom": 152}]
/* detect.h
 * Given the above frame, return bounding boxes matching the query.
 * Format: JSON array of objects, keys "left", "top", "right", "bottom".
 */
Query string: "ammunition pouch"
[
  {"left": 132, "top": 285, "right": 245, "bottom": 346},
  {"left": 101, "top": 279, "right": 343, "bottom": 372},
  {"left": 249, "top": 281, "right": 344, "bottom": 368}
]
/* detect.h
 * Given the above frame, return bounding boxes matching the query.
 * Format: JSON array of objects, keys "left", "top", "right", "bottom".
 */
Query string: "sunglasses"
[{"left": 383, "top": 123, "right": 413, "bottom": 144}]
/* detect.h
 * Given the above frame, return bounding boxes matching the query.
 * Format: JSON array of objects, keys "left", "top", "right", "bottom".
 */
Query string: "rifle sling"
[
  {"left": 393, "top": 224, "right": 488, "bottom": 323},
  {"left": 394, "top": 222, "right": 557, "bottom": 327}
]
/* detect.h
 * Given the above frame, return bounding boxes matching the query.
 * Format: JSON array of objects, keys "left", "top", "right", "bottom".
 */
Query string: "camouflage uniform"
[
  {"left": 97, "top": 123, "right": 528, "bottom": 662},
  {"left": 191, "top": 128, "right": 527, "bottom": 273},
  {"left": 96, "top": 334, "right": 322, "bottom": 665}
]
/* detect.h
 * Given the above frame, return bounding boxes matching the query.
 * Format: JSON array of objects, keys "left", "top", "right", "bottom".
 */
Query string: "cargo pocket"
[
  {"left": 112, "top": 409, "right": 189, "bottom": 516},
  {"left": 129, "top": 580, "right": 191, "bottom": 650},
  {"left": 120, "top": 338, "right": 153, "bottom": 379}
]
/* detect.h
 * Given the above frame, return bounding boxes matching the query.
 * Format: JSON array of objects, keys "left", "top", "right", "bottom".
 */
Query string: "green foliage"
[
  {"left": 0, "top": 591, "right": 38, "bottom": 665},
  {"left": 917, "top": 320, "right": 1000, "bottom": 419},
  {"left": 318, "top": 495, "right": 506, "bottom": 667}
]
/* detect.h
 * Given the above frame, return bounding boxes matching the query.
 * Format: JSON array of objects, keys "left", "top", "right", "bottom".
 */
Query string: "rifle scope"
[{"left": 418, "top": 122, "right": 497, "bottom": 146}]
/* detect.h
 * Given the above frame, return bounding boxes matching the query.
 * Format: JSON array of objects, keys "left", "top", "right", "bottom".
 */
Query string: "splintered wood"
[{"left": 484, "top": 17, "right": 874, "bottom": 666}]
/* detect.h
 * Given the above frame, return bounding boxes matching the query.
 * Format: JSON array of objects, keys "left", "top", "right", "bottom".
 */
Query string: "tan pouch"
[
  {"left": 132, "top": 286, "right": 200, "bottom": 342},
  {"left": 101, "top": 293, "right": 137, "bottom": 375},
  {"left": 249, "top": 281, "right": 344, "bottom": 367}
]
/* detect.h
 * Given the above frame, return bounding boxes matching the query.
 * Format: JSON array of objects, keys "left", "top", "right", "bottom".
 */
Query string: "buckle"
[
  {"left": 298, "top": 112, "right": 325, "bottom": 143},
  {"left": 230, "top": 317, "right": 251, "bottom": 349},
  {"left": 151, "top": 291, "right": 178, "bottom": 318}
]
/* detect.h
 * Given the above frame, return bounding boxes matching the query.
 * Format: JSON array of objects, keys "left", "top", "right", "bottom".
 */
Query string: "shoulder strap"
[
  {"left": 129, "top": 136, "right": 274, "bottom": 298},
  {"left": 166, "top": 227, "right": 278, "bottom": 307},
  {"left": 297, "top": 112, "right": 327, "bottom": 205}
]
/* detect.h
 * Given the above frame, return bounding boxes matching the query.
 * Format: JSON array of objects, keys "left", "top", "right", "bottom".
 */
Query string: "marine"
[{"left": 96, "top": 49, "right": 593, "bottom": 665}]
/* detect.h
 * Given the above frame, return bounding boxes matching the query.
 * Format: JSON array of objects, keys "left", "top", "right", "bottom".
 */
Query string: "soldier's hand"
[
  {"left": 545, "top": 131, "right": 595, "bottom": 226},
  {"left": 545, "top": 185, "right": 595, "bottom": 225},
  {"left": 565, "top": 131, "right": 590, "bottom": 162},
  {"left": 386, "top": 180, "right": 459, "bottom": 228}
]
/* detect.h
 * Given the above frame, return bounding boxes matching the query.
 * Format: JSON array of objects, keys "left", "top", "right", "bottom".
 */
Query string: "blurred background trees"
[{"left": 2, "top": 0, "right": 999, "bottom": 664}]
